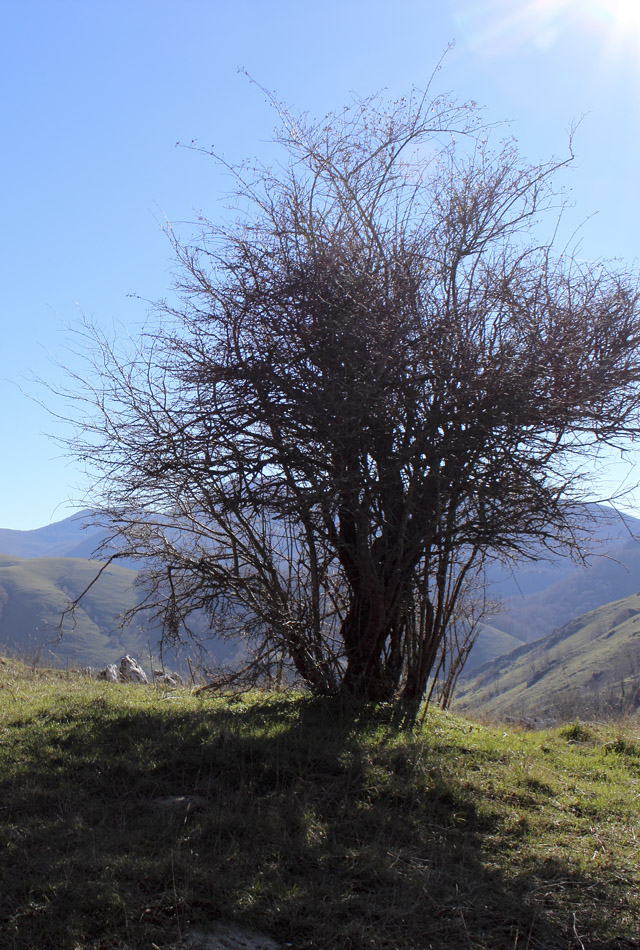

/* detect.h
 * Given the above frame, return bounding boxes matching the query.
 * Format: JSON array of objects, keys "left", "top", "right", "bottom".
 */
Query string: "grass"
[{"left": 1, "top": 657, "right": 639, "bottom": 949}]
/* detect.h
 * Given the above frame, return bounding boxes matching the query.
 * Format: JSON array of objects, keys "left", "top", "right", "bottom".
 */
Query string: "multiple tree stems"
[{"left": 61, "top": 84, "right": 640, "bottom": 705}]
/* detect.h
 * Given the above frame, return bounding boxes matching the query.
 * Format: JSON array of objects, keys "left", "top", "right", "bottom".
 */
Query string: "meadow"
[{"left": 1, "top": 657, "right": 639, "bottom": 949}]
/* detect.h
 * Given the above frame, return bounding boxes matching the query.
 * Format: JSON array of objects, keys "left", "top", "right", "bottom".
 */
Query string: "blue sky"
[{"left": 1, "top": 0, "right": 639, "bottom": 530}]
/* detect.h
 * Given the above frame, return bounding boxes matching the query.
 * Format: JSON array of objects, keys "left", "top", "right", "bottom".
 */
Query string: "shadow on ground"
[{"left": 0, "top": 691, "right": 636, "bottom": 949}]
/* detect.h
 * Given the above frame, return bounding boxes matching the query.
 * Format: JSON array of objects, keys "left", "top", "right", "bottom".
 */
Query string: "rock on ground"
[
  {"left": 119, "top": 654, "right": 148, "bottom": 683},
  {"left": 185, "top": 923, "right": 281, "bottom": 949}
]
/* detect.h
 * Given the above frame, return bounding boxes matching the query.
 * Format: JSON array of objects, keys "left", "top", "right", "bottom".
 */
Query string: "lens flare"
[
  {"left": 588, "top": 0, "right": 640, "bottom": 27},
  {"left": 454, "top": 0, "right": 640, "bottom": 55}
]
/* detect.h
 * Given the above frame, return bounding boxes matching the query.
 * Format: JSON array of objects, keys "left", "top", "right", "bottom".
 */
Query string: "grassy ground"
[{"left": 1, "top": 658, "right": 639, "bottom": 950}]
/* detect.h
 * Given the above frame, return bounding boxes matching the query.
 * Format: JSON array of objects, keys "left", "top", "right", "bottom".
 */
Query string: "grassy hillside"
[
  {"left": 455, "top": 593, "right": 640, "bottom": 721},
  {"left": 465, "top": 622, "right": 524, "bottom": 672},
  {"left": 1, "top": 659, "right": 639, "bottom": 949},
  {"left": 0, "top": 553, "right": 152, "bottom": 667},
  {"left": 4, "top": 506, "right": 640, "bottom": 676},
  {"left": 489, "top": 535, "right": 640, "bottom": 644}
]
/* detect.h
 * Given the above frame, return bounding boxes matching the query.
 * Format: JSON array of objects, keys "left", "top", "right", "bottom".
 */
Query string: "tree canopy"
[{"left": 63, "top": 84, "right": 640, "bottom": 704}]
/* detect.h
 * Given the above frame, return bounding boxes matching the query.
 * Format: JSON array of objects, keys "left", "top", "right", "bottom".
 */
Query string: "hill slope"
[
  {"left": 463, "top": 622, "right": 524, "bottom": 672},
  {"left": 486, "top": 533, "right": 640, "bottom": 644},
  {"left": 4, "top": 505, "right": 640, "bottom": 678},
  {"left": 0, "top": 554, "right": 156, "bottom": 667},
  {"left": 455, "top": 593, "right": 640, "bottom": 720},
  {"left": 0, "top": 553, "right": 244, "bottom": 671}
]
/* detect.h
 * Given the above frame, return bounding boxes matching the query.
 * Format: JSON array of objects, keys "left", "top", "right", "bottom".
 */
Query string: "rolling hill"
[
  {"left": 483, "top": 506, "right": 640, "bottom": 642},
  {"left": 4, "top": 505, "right": 640, "bottom": 686},
  {"left": 0, "top": 553, "right": 157, "bottom": 668},
  {"left": 485, "top": 532, "right": 640, "bottom": 644},
  {"left": 0, "top": 553, "right": 241, "bottom": 672},
  {"left": 454, "top": 593, "right": 640, "bottom": 720},
  {"left": 464, "top": 622, "right": 524, "bottom": 672}
]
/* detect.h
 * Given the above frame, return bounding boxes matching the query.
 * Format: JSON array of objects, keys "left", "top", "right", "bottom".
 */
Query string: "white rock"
[
  {"left": 119, "top": 654, "right": 148, "bottom": 683},
  {"left": 153, "top": 669, "right": 184, "bottom": 687},
  {"left": 186, "top": 923, "right": 281, "bottom": 949},
  {"left": 97, "top": 663, "right": 120, "bottom": 682}
]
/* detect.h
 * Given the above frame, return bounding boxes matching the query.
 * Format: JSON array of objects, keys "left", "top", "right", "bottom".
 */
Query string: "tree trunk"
[{"left": 339, "top": 582, "right": 406, "bottom": 701}]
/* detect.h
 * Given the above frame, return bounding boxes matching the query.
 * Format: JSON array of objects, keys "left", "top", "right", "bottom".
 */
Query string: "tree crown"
[{"left": 61, "top": 83, "right": 640, "bottom": 704}]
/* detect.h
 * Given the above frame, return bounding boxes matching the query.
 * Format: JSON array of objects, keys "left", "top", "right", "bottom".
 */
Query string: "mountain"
[
  {"left": 482, "top": 507, "right": 640, "bottom": 645},
  {"left": 0, "top": 511, "right": 107, "bottom": 560},
  {"left": 0, "top": 553, "right": 150, "bottom": 667},
  {"left": 454, "top": 593, "right": 640, "bottom": 720},
  {"left": 0, "top": 553, "right": 241, "bottom": 672},
  {"left": 464, "top": 623, "right": 524, "bottom": 673},
  {"left": 3, "top": 504, "right": 640, "bottom": 677}
]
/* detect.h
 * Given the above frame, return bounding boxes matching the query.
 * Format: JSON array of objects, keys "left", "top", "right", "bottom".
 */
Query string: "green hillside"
[
  {"left": 488, "top": 535, "right": 640, "bottom": 644},
  {"left": 0, "top": 554, "right": 154, "bottom": 668},
  {"left": 455, "top": 593, "right": 640, "bottom": 720},
  {"left": 465, "top": 622, "right": 524, "bottom": 672}
]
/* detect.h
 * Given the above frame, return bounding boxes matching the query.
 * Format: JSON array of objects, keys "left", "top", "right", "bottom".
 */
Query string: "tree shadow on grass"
[{"left": 0, "top": 691, "right": 636, "bottom": 949}]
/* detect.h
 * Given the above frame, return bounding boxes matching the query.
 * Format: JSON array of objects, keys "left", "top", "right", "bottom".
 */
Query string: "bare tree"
[{"left": 61, "top": 82, "right": 640, "bottom": 705}]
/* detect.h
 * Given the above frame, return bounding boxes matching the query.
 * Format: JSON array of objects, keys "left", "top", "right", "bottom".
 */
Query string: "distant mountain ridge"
[
  {"left": 484, "top": 506, "right": 640, "bottom": 644},
  {"left": 0, "top": 552, "right": 150, "bottom": 668},
  {"left": 2, "top": 505, "right": 640, "bottom": 685},
  {"left": 0, "top": 511, "right": 106, "bottom": 560},
  {"left": 0, "top": 513, "right": 240, "bottom": 670},
  {"left": 0, "top": 551, "right": 241, "bottom": 672}
]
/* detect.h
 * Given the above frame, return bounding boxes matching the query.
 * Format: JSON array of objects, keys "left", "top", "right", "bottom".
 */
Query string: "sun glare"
[
  {"left": 590, "top": 0, "right": 640, "bottom": 26},
  {"left": 584, "top": 0, "right": 640, "bottom": 40},
  {"left": 456, "top": 0, "right": 640, "bottom": 57}
]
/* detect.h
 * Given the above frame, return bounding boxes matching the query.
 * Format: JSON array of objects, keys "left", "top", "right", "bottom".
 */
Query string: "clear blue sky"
[{"left": 1, "top": 0, "right": 639, "bottom": 530}]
